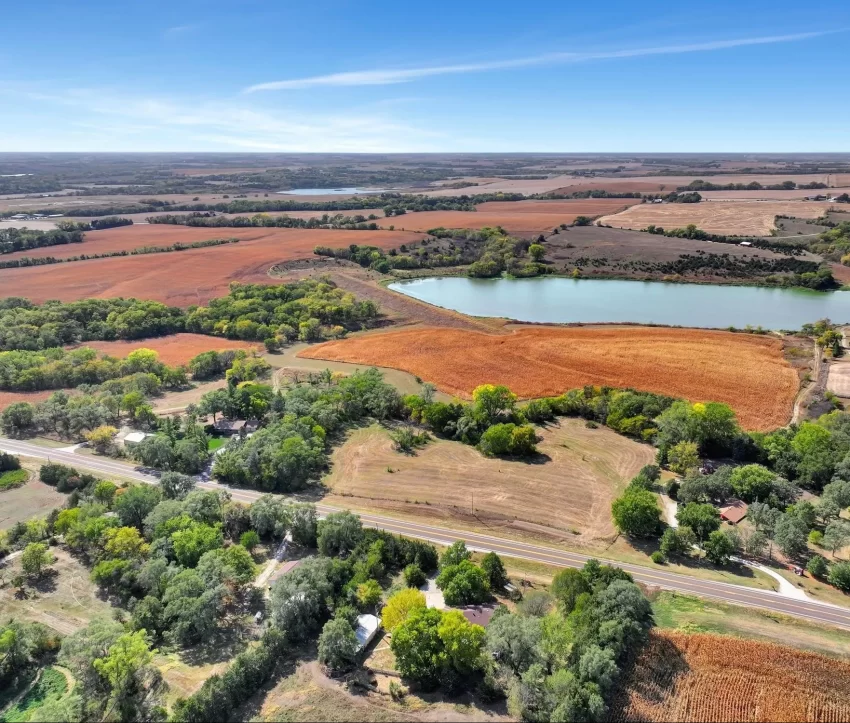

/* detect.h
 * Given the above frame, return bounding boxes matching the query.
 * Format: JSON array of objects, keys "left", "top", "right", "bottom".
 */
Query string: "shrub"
[
  {"left": 806, "top": 554, "right": 829, "bottom": 579},
  {"left": 403, "top": 563, "right": 426, "bottom": 589},
  {"left": 829, "top": 561, "right": 850, "bottom": 592},
  {"left": 240, "top": 530, "right": 260, "bottom": 551},
  {"left": 650, "top": 551, "right": 665, "bottom": 564},
  {"left": 0, "top": 451, "right": 21, "bottom": 472}
]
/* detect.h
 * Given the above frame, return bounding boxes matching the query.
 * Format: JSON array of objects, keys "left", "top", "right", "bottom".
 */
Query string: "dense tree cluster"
[
  {"left": 0, "top": 226, "right": 84, "bottom": 255},
  {"left": 213, "top": 368, "right": 401, "bottom": 490},
  {"left": 404, "top": 383, "right": 539, "bottom": 456},
  {"left": 185, "top": 280, "right": 378, "bottom": 347},
  {"left": 0, "top": 278, "right": 379, "bottom": 354},
  {"left": 0, "top": 297, "right": 184, "bottom": 352},
  {"left": 0, "top": 346, "right": 188, "bottom": 392},
  {"left": 147, "top": 211, "right": 382, "bottom": 230}
]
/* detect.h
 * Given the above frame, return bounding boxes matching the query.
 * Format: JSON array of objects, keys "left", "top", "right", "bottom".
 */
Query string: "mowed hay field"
[
  {"left": 0, "top": 226, "right": 427, "bottom": 306},
  {"left": 324, "top": 419, "right": 653, "bottom": 540},
  {"left": 376, "top": 198, "right": 640, "bottom": 237},
  {"left": 301, "top": 326, "right": 799, "bottom": 431},
  {"left": 598, "top": 201, "right": 833, "bottom": 236},
  {"left": 74, "top": 333, "right": 262, "bottom": 366},
  {"left": 0, "top": 548, "right": 115, "bottom": 635},
  {"left": 612, "top": 630, "right": 850, "bottom": 722}
]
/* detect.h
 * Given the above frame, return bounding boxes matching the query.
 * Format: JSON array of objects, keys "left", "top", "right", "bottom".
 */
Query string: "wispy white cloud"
[
  {"left": 0, "top": 85, "right": 444, "bottom": 152},
  {"left": 163, "top": 24, "right": 199, "bottom": 39},
  {"left": 244, "top": 31, "right": 832, "bottom": 92}
]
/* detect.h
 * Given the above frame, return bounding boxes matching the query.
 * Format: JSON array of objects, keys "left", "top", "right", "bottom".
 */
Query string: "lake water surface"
[
  {"left": 389, "top": 277, "right": 850, "bottom": 329},
  {"left": 277, "top": 187, "right": 389, "bottom": 196}
]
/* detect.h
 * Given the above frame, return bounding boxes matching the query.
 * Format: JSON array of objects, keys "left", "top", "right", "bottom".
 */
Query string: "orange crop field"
[
  {"left": 613, "top": 630, "right": 850, "bottom": 722},
  {"left": 598, "top": 200, "right": 833, "bottom": 236},
  {"left": 71, "top": 334, "right": 262, "bottom": 366},
  {"left": 0, "top": 226, "right": 426, "bottom": 306},
  {"left": 375, "top": 198, "right": 639, "bottom": 237},
  {"left": 300, "top": 326, "right": 799, "bottom": 430}
]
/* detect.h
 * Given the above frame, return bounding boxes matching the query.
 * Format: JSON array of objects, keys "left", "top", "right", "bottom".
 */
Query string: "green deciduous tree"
[
  {"left": 611, "top": 488, "right": 662, "bottom": 537},
  {"left": 676, "top": 503, "right": 720, "bottom": 541},
  {"left": 21, "top": 542, "right": 53, "bottom": 578},
  {"left": 436, "top": 560, "right": 490, "bottom": 606},
  {"left": 318, "top": 618, "right": 360, "bottom": 674},
  {"left": 381, "top": 588, "right": 426, "bottom": 632}
]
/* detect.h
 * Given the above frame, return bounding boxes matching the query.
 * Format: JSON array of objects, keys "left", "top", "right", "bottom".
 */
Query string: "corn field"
[{"left": 612, "top": 630, "right": 850, "bottom": 722}]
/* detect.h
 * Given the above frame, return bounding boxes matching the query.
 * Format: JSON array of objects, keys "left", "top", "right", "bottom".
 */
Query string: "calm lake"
[
  {"left": 389, "top": 277, "right": 850, "bottom": 329},
  {"left": 276, "top": 187, "right": 389, "bottom": 195}
]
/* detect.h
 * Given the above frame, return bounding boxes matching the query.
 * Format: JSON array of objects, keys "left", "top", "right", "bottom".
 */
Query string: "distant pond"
[
  {"left": 276, "top": 187, "right": 389, "bottom": 195},
  {"left": 389, "top": 277, "right": 850, "bottom": 329}
]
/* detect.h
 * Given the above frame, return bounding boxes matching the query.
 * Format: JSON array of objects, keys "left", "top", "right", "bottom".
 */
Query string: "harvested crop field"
[
  {"left": 376, "top": 198, "right": 639, "bottom": 237},
  {"left": 324, "top": 419, "right": 653, "bottom": 541},
  {"left": 598, "top": 201, "right": 833, "bottom": 236},
  {"left": 301, "top": 326, "right": 798, "bottom": 430},
  {"left": 612, "top": 630, "right": 850, "bottom": 722},
  {"left": 72, "top": 333, "right": 262, "bottom": 366},
  {"left": 0, "top": 227, "right": 426, "bottom": 306}
]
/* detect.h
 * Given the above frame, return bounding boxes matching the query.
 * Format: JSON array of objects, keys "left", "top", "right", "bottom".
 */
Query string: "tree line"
[
  {"left": 0, "top": 237, "right": 239, "bottom": 270},
  {"left": 0, "top": 278, "right": 379, "bottom": 353},
  {"left": 0, "top": 226, "right": 84, "bottom": 255}
]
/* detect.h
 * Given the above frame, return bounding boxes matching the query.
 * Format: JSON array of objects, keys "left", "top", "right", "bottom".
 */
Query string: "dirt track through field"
[
  {"left": 301, "top": 325, "right": 799, "bottom": 431},
  {"left": 0, "top": 226, "right": 426, "bottom": 306}
]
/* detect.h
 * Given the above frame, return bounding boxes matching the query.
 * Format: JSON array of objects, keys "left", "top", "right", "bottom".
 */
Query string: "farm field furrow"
[
  {"left": 613, "top": 630, "right": 850, "bottom": 722},
  {"left": 300, "top": 325, "right": 799, "bottom": 431},
  {"left": 598, "top": 200, "right": 833, "bottom": 236},
  {"left": 0, "top": 226, "right": 426, "bottom": 306},
  {"left": 323, "top": 419, "right": 653, "bottom": 540}
]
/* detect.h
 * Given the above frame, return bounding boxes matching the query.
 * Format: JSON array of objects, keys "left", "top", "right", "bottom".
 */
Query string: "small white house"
[
  {"left": 738, "top": 241, "right": 752, "bottom": 247},
  {"left": 123, "top": 431, "right": 150, "bottom": 445},
  {"left": 355, "top": 614, "right": 381, "bottom": 652}
]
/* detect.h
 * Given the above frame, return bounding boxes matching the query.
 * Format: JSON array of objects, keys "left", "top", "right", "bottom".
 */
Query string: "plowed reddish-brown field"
[
  {"left": 71, "top": 334, "right": 262, "bottom": 366},
  {"left": 0, "top": 390, "right": 54, "bottom": 412},
  {"left": 376, "top": 198, "right": 639, "bottom": 237},
  {"left": 612, "top": 630, "right": 850, "bottom": 722},
  {"left": 0, "top": 227, "right": 426, "bottom": 306},
  {"left": 300, "top": 326, "right": 798, "bottom": 430}
]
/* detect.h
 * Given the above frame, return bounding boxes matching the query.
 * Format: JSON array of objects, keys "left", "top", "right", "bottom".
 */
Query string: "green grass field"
[
  {"left": 0, "top": 469, "right": 28, "bottom": 491},
  {"left": 1, "top": 667, "right": 68, "bottom": 723},
  {"left": 208, "top": 437, "right": 226, "bottom": 452},
  {"left": 651, "top": 589, "right": 850, "bottom": 660}
]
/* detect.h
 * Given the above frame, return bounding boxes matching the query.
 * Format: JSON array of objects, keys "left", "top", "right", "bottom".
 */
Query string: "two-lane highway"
[{"left": 4, "top": 436, "right": 850, "bottom": 630}]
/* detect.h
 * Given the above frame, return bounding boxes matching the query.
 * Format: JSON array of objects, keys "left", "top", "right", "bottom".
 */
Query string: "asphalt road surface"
[{"left": 4, "top": 436, "right": 850, "bottom": 630}]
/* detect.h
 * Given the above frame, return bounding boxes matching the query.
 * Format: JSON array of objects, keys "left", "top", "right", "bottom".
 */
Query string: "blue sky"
[{"left": 2, "top": 0, "right": 848, "bottom": 152}]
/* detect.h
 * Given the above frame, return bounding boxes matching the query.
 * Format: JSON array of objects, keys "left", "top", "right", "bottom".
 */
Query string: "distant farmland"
[
  {"left": 375, "top": 198, "right": 640, "bottom": 237},
  {"left": 613, "top": 630, "right": 850, "bottom": 722},
  {"left": 598, "top": 200, "right": 833, "bottom": 236},
  {"left": 0, "top": 226, "right": 426, "bottom": 306},
  {"left": 300, "top": 325, "right": 799, "bottom": 431}
]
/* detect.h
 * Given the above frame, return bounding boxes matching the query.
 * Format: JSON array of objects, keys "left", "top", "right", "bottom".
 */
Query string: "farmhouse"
[
  {"left": 719, "top": 499, "right": 749, "bottom": 524},
  {"left": 355, "top": 613, "right": 381, "bottom": 652},
  {"left": 459, "top": 604, "right": 498, "bottom": 627}
]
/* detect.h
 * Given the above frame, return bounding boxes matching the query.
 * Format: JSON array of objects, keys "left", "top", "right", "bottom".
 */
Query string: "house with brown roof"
[{"left": 718, "top": 499, "right": 748, "bottom": 525}]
